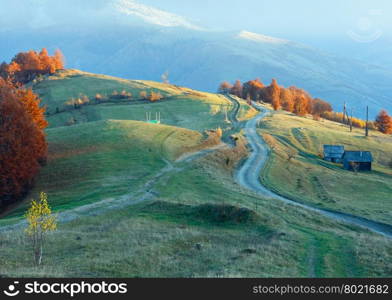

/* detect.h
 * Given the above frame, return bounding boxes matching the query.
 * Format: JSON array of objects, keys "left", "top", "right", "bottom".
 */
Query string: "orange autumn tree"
[
  {"left": 17, "top": 88, "right": 48, "bottom": 130},
  {"left": 268, "top": 79, "right": 281, "bottom": 110},
  {"left": 0, "top": 79, "right": 48, "bottom": 209},
  {"left": 230, "top": 80, "right": 243, "bottom": 98},
  {"left": 375, "top": 110, "right": 392, "bottom": 134},
  {"left": 280, "top": 87, "right": 294, "bottom": 112},
  {"left": 218, "top": 81, "right": 232, "bottom": 94},
  {"left": 0, "top": 48, "right": 64, "bottom": 84},
  {"left": 311, "top": 98, "right": 332, "bottom": 117},
  {"left": 17, "top": 88, "right": 48, "bottom": 163},
  {"left": 39, "top": 48, "right": 56, "bottom": 74},
  {"left": 218, "top": 78, "right": 332, "bottom": 117},
  {"left": 53, "top": 49, "right": 65, "bottom": 70}
]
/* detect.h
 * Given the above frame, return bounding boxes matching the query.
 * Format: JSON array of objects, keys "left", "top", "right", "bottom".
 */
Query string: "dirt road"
[{"left": 236, "top": 102, "right": 392, "bottom": 239}]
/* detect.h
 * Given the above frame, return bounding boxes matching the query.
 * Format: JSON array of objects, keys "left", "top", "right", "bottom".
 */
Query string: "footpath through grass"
[
  {"left": 1, "top": 148, "right": 391, "bottom": 277},
  {"left": 1, "top": 120, "right": 203, "bottom": 222},
  {"left": 1, "top": 75, "right": 391, "bottom": 277}
]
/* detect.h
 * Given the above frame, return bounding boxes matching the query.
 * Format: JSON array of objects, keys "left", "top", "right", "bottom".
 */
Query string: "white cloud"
[
  {"left": 237, "top": 31, "right": 289, "bottom": 45},
  {"left": 113, "top": 0, "right": 202, "bottom": 30}
]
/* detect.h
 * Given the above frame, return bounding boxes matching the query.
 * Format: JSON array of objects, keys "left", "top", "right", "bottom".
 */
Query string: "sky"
[
  {"left": 1, "top": 0, "right": 391, "bottom": 59},
  {"left": 140, "top": 0, "right": 392, "bottom": 40},
  {"left": 1, "top": 0, "right": 391, "bottom": 41}
]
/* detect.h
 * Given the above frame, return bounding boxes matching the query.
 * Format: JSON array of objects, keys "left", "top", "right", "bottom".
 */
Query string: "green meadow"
[
  {"left": 0, "top": 71, "right": 391, "bottom": 278},
  {"left": 258, "top": 109, "right": 392, "bottom": 225}
]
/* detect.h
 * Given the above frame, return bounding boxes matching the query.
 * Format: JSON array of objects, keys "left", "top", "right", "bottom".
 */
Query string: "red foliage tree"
[
  {"left": 218, "top": 76, "right": 337, "bottom": 119},
  {"left": 243, "top": 78, "right": 264, "bottom": 101},
  {"left": 17, "top": 88, "right": 48, "bottom": 163},
  {"left": 53, "top": 49, "right": 65, "bottom": 70},
  {"left": 230, "top": 80, "right": 243, "bottom": 98},
  {"left": 268, "top": 79, "right": 281, "bottom": 110},
  {"left": 293, "top": 95, "right": 309, "bottom": 116},
  {"left": 375, "top": 110, "right": 392, "bottom": 134},
  {"left": 0, "top": 48, "right": 64, "bottom": 84},
  {"left": 287, "top": 87, "right": 311, "bottom": 116},
  {"left": 0, "top": 79, "right": 47, "bottom": 209},
  {"left": 311, "top": 98, "right": 332, "bottom": 116},
  {"left": 39, "top": 48, "right": 56, "bottom": 74},
  {"left": 218, "top": 81, "right": 232, "bottom": 94},
  {"left": 17, "top": 88, "right": 48, "bottom": 130},
  {"left": 280, "top": 88, "right": 294, "bottom": 112}
]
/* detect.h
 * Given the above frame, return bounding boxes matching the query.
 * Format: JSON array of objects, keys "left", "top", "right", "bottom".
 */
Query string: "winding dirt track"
[
  {"left": 2, "top": 98, "right": 391, "bottom": 239},
  {"left": 0, "top": 100, "right": 237, "bottom": 232},
  {"left": 0, "top": 145, "right": 228, "bottom": 233},
  {"left": 236, "top": 102, "right": 392, "bottom": 239}
]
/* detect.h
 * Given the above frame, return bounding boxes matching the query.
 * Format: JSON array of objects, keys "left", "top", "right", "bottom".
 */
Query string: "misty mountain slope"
[
  {"left": 96, "top": 28, "right": 392, "bottom": 117},
  {"left": 0, "top": 0, "right": 391, "bottom": 117},
  {"left": 304, "top": 36, "right": 392, "bottom": 71}
]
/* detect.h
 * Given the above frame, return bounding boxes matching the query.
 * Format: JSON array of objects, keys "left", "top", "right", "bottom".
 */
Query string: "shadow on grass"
[
  {"left": 371, "top": 169, "right": 392, "bottom": 180},
  {"left": 136, "top": 201, "right": 272, "bottom": 234}
]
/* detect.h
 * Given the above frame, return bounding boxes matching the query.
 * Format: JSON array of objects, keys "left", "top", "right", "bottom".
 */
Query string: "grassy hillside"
[
  {"left": 1, "top": 72, "right": 391, "bottom": 278},
  {"left": 31, "top": 69, "right": 181, "bottom": 112},
  {"left": 259, "top": 109, "right": 392, "bottom": 225},
  {"left": 1, "top": 120, "right": 205, "bottom": 221},
  {"left": 1, "top": 143, "right": 392, "bottom": 277},
  {"left": 2, "top": 70, "right": 249, "bottom": 222},
  {"left": 31, "top": 69, "right": 234, "bottom": 132}
]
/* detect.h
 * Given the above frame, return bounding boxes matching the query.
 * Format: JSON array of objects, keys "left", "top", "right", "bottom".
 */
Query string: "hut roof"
[
  {"left": 343, "top": 151, "right": 373, "bottom": 163},
  {"left": 323, "top": 145, "right": 345, "bottom": 158}
]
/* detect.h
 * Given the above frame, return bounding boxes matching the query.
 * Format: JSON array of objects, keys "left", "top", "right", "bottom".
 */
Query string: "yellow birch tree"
[{"left": 25, "top": 192, "right": 57, "bottom": 266}]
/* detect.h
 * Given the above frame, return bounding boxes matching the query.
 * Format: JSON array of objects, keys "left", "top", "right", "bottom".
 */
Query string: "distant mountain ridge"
[
  {"left": 0, "top": 0, "right": 391, "bottom": 117},
  {"left": 113, "top": 0, "right": 203, "bottom": 30}
]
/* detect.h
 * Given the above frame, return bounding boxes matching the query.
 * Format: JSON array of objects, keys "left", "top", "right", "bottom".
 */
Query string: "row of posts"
[{"left": 342, "top": 102, "right": 369, "bottom": 136}]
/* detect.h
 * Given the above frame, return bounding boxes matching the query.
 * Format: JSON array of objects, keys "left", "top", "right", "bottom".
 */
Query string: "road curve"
[
  {"left": 236, "top": 102, "right": 392, "bottom": 239},
  {"left": 0, "top": 142, "right": 227, "bottom": 232}
]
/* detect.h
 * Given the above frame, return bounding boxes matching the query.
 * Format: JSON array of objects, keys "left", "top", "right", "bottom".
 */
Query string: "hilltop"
[{"left": 31, "top": 69, "right": 252, "bottom": 131}]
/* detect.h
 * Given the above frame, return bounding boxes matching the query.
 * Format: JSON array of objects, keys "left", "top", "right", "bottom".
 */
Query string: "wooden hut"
[
  {"left": 323, "top": 145, "right": 345, "bottom": 163},
  {"left": 342, "top": 151, "right": 373, "bottom": 171}
]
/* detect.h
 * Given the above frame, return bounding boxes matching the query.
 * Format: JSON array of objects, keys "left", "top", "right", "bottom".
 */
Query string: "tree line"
[
  {"left": 218, "top": 78, "right": 392, "bottom": 135},
  {"left": 0, "top": 49, "right": 59, "bottom": 211},
  {"left": 375, "top": 110, "right": 392, "bottom": 134},
  {"left": 0, "top": 48, "right": 64, "bottom": 84},
  {"left": 219, "top": 78, "right": 333, "bottom": 118}
]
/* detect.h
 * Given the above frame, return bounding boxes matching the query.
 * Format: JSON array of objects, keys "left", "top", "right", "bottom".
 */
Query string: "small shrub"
[
  {"left": 196, "top": 204, "right": 259, "bottom": 224},
  {"left": 139, "top": 91, "right": 148, "bottom": 100},
  {"left": 80, "top": 94, "right": 90, "bottom": 105},
  {"left": 95, "top": 93, "right": 103, "bottom": 101},
  {"left": 111, "top": 90, "right": 118, "bottom": 97},
  {"left": 287, "top": 149, "right": 297, "bottom": 162},
  {"left": 64, "top": 98, "right": 76, "bottom": 110},
  {"left": 312, "top": 114, "right": 321, "bottom": 121},
  {"left": 95, "top": 93, "right": 109, "bottom": 103},
  {"left": 66, "top": 117, "right": 76, "bottom": 126},
  {"left": 149, "top": 91, "right": 163, "bottom": 102},
  {"left": 216, "top": 127, "right": 223, "bottom": 138},
  {"left": 120, "top": 90, "right": 132, "bottom": 99},
  {"left": 64, "top": 95, "right": 89, "bottom": 110}
]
